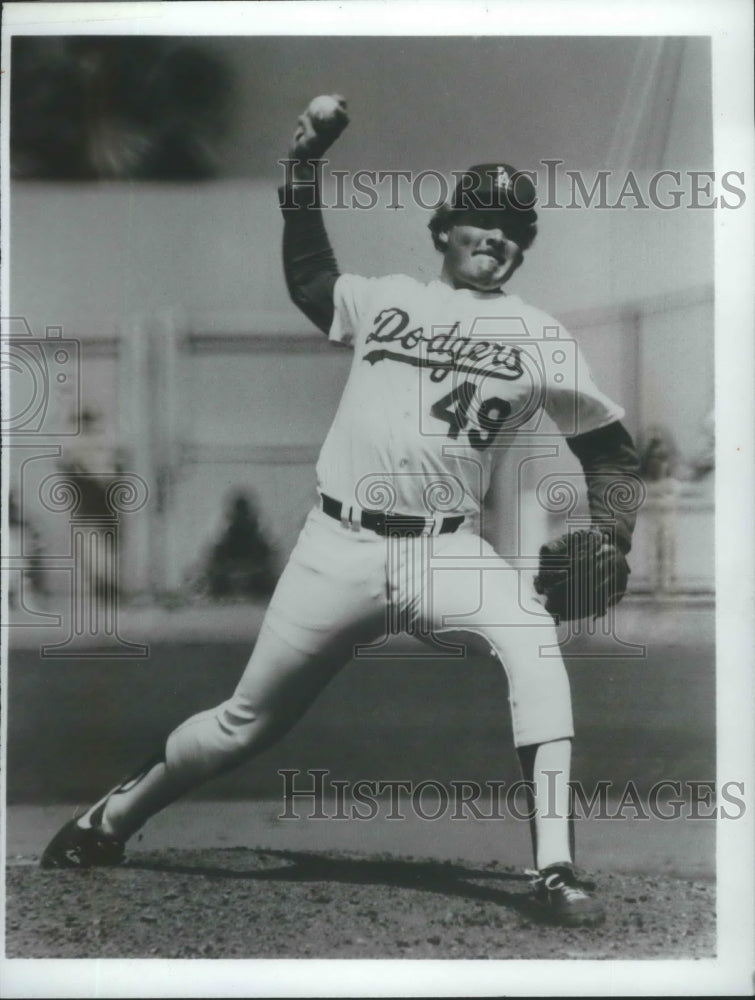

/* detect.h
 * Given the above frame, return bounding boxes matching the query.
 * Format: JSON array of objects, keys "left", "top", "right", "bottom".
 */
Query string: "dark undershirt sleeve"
[
  {"left": 278, "top": 183, "right": 340, "bottom": 335},
  {"left": 566, "top": 420, "right": 642, "bottom": 554}
]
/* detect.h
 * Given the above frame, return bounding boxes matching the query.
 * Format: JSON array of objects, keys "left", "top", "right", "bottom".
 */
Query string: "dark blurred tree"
[
  {"left": 206, "top": 493, "right": 278, "bottom": 600},
  {"left": 8, "top": 489, "right": 49, "bottom": 599},
  {"left": 11, "top": 36, "right": 234, "bottom": 179},
  {"left": 57, "top": 458, "right": 120, "bottom": 604}
]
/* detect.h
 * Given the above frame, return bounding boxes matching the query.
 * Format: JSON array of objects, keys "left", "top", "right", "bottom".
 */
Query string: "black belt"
[{"left": 321, "top": 493, "right": 464, "bottom": 537}]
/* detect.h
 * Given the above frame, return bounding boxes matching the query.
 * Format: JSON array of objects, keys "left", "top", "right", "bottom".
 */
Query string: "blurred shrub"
[{"left": 201, "top": 492, "right": 278, "bottom": 602}]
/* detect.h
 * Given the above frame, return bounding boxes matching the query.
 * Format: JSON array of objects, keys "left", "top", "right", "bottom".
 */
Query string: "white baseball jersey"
[{"left": 317, "top": 273, "right": 624, "bottom": 517}]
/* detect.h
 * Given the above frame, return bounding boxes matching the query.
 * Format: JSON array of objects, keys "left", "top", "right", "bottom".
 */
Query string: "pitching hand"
[{"left": 289, "top": 94, "right": 349, "bottom": 161}]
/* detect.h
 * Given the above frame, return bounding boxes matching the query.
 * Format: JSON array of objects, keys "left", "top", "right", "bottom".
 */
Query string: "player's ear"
[{"left": 428, "top": 204, "right": 455, "bottom": 253}]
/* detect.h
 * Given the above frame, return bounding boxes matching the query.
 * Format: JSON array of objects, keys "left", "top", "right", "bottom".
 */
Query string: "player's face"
[{"left": 440, "top": 211, "right": 521, "bottom": 292}]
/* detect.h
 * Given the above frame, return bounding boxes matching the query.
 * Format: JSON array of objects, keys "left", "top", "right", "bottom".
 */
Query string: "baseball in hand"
[
  {"left": 291, "top": 94, "right": 349, "bottom": 159},
  {"left": 307, "top": 94, "right": 347, "bottom": 128}
]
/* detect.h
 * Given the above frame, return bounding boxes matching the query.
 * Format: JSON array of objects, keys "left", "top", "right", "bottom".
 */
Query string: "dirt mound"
[{"left": 6, "top": 848, "right": 714, "bottom": 960}]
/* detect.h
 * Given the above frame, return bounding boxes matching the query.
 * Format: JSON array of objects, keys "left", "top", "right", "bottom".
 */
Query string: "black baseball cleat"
[
  {"left": 529, "top": 863, "right": 606, "bottom": 927},
  {"left": 40, "top": 818, "right": 126, "bottom": 870}
]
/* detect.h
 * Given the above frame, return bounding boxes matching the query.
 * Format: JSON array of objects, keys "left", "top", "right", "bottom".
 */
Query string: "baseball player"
[{"left": 42, "top": 96, "right": 640, "bottom": 929}]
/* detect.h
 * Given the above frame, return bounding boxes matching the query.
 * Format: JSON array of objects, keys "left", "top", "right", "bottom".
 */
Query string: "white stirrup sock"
[
  {"left": 517, "top": 738, "right": 573, "bottom": 871},
  {"left": 531, "top": 738, "right": 573, "bottom": 870}
]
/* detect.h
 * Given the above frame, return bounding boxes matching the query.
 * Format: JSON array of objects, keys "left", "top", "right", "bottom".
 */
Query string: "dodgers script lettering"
[{"left": 363, "top": 307, "right": 524, "bottom": 383}]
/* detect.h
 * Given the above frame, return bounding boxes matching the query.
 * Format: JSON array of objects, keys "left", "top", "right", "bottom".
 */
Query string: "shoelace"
[
  {"left": 525, "top": 868, "right": 589, "bottom": 902},
  {"left": 549, "top": 880, "right": 590, "bottom": 903}
]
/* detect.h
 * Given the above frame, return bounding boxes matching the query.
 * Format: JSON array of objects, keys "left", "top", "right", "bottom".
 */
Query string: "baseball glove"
[{"left": 533, "top": 528, "right": 629, "bottom": 622}]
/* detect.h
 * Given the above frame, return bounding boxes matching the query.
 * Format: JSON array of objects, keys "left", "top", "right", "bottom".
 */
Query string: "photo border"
[{"left": 1, "top": 1, "right": 752, "bottom": 996}]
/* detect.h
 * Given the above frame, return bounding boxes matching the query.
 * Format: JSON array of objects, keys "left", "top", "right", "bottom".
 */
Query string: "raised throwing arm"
[{"left": 278, "top": 95, "right": 349, "bottom": 334}]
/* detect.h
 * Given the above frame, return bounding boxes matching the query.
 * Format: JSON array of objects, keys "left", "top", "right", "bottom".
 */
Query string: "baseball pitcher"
[{"left": 42, "top": 96, "right": 641, "bottom": 928}]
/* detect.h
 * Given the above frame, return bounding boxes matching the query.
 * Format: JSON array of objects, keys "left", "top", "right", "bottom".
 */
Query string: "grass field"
[{"left": 7, "top": 603, "right": 715, "bottom": 803}]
